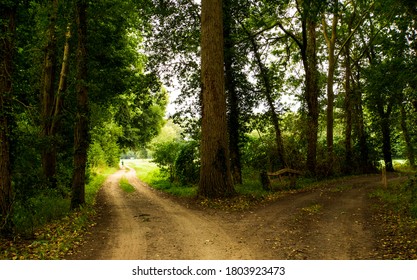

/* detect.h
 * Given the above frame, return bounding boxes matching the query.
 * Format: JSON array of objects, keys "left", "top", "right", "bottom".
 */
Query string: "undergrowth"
[
  {"left": 370, "top": 172, "right": 417, "bottom": 259},
  {"left": 129, "top": 159, "right": 197, "bottom": 197},
  {"left": 0, "top": 166, "right": 116, "bottom": 260}
]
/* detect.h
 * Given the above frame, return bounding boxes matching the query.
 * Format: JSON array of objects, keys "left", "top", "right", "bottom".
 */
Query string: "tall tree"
[
  {"left": 399, "top": 99, "right": 415, "bottom": 167},
  {"left": 277, "top": 0, "right": 322, "bottom": 174},
  {"left": 199, "top": 0, "right": 234, "bottom": 198},
  {"left": 244, "top": 26, "right": 286, "bottom": 169},
  {"left": 40, "top": 0, "right": 59, "bottom": 187},
  {"left": 0, "top": 1, "right": 16, "bottom": 236},
  {"left": 364, "top": 58, "right": 405, "bottom": 172},
  {"left": 322, "top": 1, "right": 339, "bottom": 173},
  {"left": 71, "top": 0, "right": 88, "bottom": 209},
  {"left": 224, "top": 0, "right": 243, "bottom": 184}
]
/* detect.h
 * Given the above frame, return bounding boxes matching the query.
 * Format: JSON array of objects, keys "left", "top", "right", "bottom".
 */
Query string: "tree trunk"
[
  {"left": 245, "top": 28, "right": 286, "bottom": 170},
  {"left": 254, "top": 49, "right": 286, "bottom": 170},
  {"left": 40, "top": 0, "right": 59, "bottom": 187},
  {"left": 71, "top": 0, "right": 89, "bottom": 209},
  {"left": 343, "top": 41, "right": 353, "bottom": 174},
  {"left": 0, "top": 4, "right": 16, "bottom": 236},
  {"left": 400, "top": 102, "right": 415, "bottom": 167},
  {"left": 199, "top": 0, "right": 234, "bottom": 198},
  {"left": 380, "top": 116, "right": 394, "bottom": 172},
  {"left": 304, "top": 19, "right": 319, "bottom": 175},
  {"left": 322, "top": 13, "right": 338, "bottom": 174},
  {"left": 224, "top": 0, "right": 242, "bottom": 184},
  {"left": 278, "top": 4, "right": 319, "bottom": 175},
  {"left": 56, "top": 24, "right": 71, "bottom": 122},
  {"left": 352, "top": 68, "right": 372, "bottom": 173}
]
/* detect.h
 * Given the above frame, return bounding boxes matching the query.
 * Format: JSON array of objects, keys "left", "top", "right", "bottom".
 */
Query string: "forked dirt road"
[{"left": 69, "top": 166, "right": 404, "bottom": 260}]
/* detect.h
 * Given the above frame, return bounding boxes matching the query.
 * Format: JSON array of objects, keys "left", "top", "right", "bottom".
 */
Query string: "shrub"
[
  {"left": 151, "top": 140, "right": 182, "bottom": 182},
  {"left": 175, "top": 140, "right": 200, "bottom": 185}
]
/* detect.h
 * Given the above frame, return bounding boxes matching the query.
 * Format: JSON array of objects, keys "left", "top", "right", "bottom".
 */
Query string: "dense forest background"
[{"left": 1, "top": 0, "right": 416, "bottom": 242}]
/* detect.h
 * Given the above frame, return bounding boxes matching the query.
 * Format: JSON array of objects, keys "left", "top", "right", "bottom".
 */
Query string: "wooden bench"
[
  {"left": 261, "top": 168, "right": 303, "bottom": 190},
  {"left": 267, "top": 168, "right": 303, "bottom": 181}
]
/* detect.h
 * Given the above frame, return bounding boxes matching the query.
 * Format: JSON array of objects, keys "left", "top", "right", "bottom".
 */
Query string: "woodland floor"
[{"left": 67, "top": 166, "right": 414, "bottom": 260}]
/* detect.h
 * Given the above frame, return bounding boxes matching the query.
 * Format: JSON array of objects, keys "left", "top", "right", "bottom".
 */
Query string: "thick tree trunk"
[
  {"left": 224, "top": 1, "right": 242, "bottom": 184},
  {"left": 71, "top": 0, "right": 89, "bottom": 209},
  {"left": 199, "top": 0, "right": 234, "bottom": 198},
  {"left": 304, "top": 19, "right": 319, "bottom": 175},
  {"left": 40, "top": 0, "right": 59, "bottom": 187},
  {"left": 0, "top": 4, "right": 16, "bottom": 236}
]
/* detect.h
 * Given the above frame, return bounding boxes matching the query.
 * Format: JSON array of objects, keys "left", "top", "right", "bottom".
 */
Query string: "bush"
[
  {"left": 151, "top": 139, "right": 200, "bottom": 185},
  {"left": 175, "top": 140, "right": 200, "bottom": 185},
  {"left": 241, "top": 135, "right": 272, "bottom": 172},
  {"left": 151, "top": 140, "right": 182, "bottom": 182},
  {"left": 13, "top": 190, "right": 70, "bottom": 237}
]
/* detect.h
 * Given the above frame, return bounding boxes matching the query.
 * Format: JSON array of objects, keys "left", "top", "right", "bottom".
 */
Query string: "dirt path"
[
  {"left": 69, "top": 167, "right": 403, "bottom": 260},
  {"left": 72, "top": 166, "right": 255, "bottom": 259}
]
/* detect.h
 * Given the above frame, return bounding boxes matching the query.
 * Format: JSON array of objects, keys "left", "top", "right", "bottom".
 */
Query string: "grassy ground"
[
  {"left": 368, "top": 161, "right": 417, "bottom": 259},
  {"left": 126, "top": 159, "right": 308, "bottom": 210},
  {"left": 119, "top": 177, "right": 136, "bottom": 193},
  {"left": 0, "top": 166, "right": 117, "bottom": 260},
  {"left": 126, "top": 159, "right": 197, "bottom": 197}
]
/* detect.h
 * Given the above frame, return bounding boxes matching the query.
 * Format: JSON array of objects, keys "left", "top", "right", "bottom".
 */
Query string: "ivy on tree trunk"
[
  {"left": 71, "top": 0, "right": 89, "bottom": 210},
  {"left": 0, "top": 3, "right": 16, "bottom": 236}
]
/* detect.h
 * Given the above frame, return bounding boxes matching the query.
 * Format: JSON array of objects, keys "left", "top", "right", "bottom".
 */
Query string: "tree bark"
[
  {"left": 380, "top": 116, "right": 394, "bottom": 172},
  {"left": 400, "top": 102, "right": 415, "bottom": 167},
  {"left": 248, "top": 34, "right": 286, "bottom": 170},
  {"left": 343, "top": 44, "right": 353, "bottom": 173},
  {"left": 56, "top": 24, "right": 71, "bottom": 123},
  {"left": 71, "top": 0, "right": 89, "bottom": 209},
  {"left": 322, "top": 13, "right": 338, "bottom": 174},
  {"left": 224, "top": 0, "right": 242, "bottom": 184},
  {"left": 199, "top": 0, "right": 234, "bottom": 198},
  {"left": 352, "top": 67, "right": 372, "bottom": 173},
  {"left": 40, "top": 0, "right": 59, "bottom": 187},
  {"left": 304, "top": 18, "right": 319, "bottom": 175},
  {"left": 278, "top": 4, "right": 320, "bottom": 175},
  {"left": 0, "top": 3, "right": 16, "bottom": 236}
]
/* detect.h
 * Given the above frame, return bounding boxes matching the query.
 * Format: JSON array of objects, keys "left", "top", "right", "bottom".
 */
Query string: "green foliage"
[
  {"left": 13, "top": 190, "right": 70, "bottom": 237},
  {"left": 2, "top": 165, "right": 114, "bottom": 259},
  {"left": 174, "top": 140, "right": 200, "bottom": 185},
  {"left": 372, "top": 175, "right": 417, "bottom": 219},
  {"left": 11, "top": 164, "right": 115, "bottom": 238},
  {"left": 129, "top": 159, "right": 197, "bottom": 197},
  {"left": 150, "top": 134, "right": 200, "bottom": 185},
  {"left": 370, "top": 173, "right": 417, "bottom": 259},
  {"left": 151, "top": 139, "right": 181, "bottom": 182},
  {"left": 88, "top": 114, "right": 123, "bottom": 169},
  {"left": 85, "top": 166, "right": 117, "bottom": 205},
  {"left": 115, "top": 77, "right": 168, "bottom": 149},
  {"left": 1, "top": 210, "right": 93, "bottom": 260},
  {"left": 241, "top": 133, "right": 272, "bottom": 172}
]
